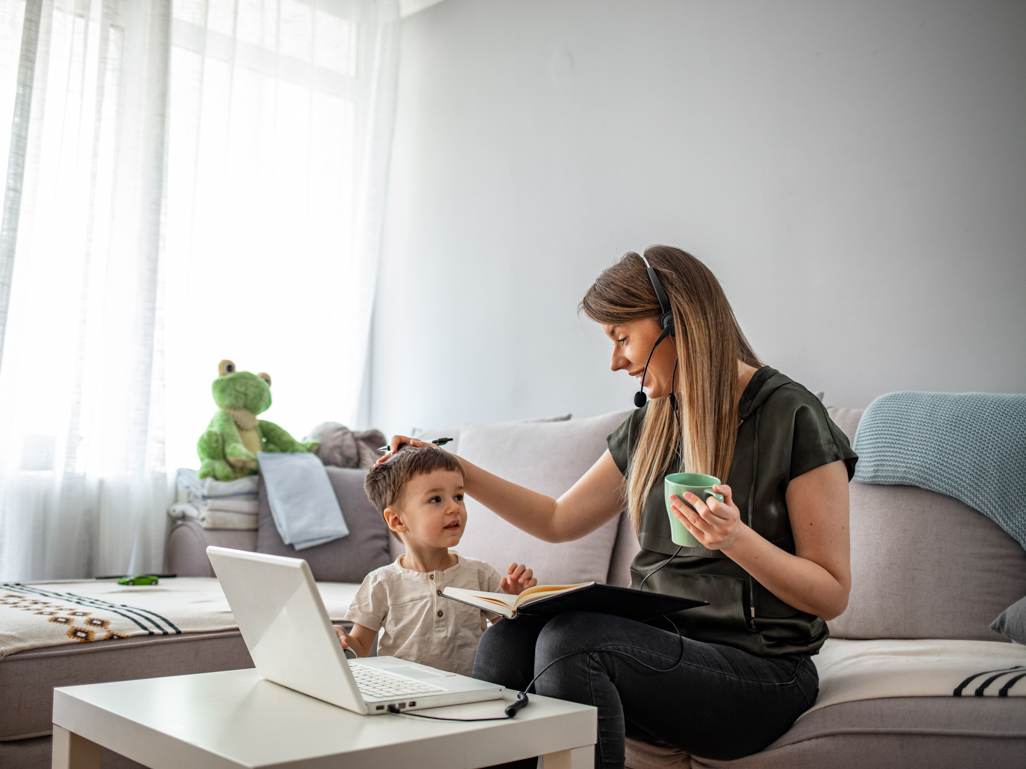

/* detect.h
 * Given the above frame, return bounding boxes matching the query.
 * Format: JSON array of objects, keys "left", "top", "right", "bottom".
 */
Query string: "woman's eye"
[{"left": 617, "top": 338, "right": 627, "bottom": 346}]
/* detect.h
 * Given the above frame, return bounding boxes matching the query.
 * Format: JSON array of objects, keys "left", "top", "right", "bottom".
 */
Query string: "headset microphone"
[
  {"left": 632, "top": 254, "right": 676, "bottom": 409},
  {"left": 634, "top": 326, "right": 670, "bottom": 408}
]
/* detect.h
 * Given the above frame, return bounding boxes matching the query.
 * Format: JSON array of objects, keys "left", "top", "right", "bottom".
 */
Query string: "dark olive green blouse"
[{"left": 607, "top": 366, "right": 858, "bottom": 657}]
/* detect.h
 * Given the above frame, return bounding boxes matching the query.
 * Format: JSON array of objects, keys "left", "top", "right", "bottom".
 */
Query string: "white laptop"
[{"left": 207, "top": 546, "right": 504, "bottom": 715}]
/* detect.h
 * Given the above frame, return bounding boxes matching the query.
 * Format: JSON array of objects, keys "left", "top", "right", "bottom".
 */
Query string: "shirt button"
[
  {"left": 429, "top": 574, "right": 434, "bottom": 580},
  {"left": 436, "top": 590, "right": 442, "bottom": 596},
  {"left": 437, "top": 610, "right": 443, "bottom": 617}
]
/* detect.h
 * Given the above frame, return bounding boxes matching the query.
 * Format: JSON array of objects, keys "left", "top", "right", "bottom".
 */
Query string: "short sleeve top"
[
  {"left": 607, "top": 366, "right": 857, "bottom": 657},
  {"left": 344, "top": 552, "right": 504, "bottom": 677}
]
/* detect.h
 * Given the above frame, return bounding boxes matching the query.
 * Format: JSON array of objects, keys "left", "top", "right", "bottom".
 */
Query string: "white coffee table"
[{"left": 52, "top": 668, "right": 596, "bottom": 769}]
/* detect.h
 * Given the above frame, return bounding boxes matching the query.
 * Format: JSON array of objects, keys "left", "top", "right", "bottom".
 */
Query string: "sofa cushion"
[
  {"left": 410, "top": 414, "right": 572, "bottom": 455},
  {"left": 256, "top": 467, "right": 392, "bottom": 582},
  {"left": 165, "top": 522, "right": 258, "bottom": 578},
  {"left": 626, "top": 696, "right": 1026, "bottom": 769},
  {"left": 456, "top": 410, "right": 632, "bottom": 585},
  {"left": 824, "top": 405, "right": 1026, "bottom": 641},
  {"left": 825, "top": 406, "right": 863, "bottom": 444},
  {"left": 828, "top": 479, "right": 1026, "bottom": 641},
  {"left": 0, "top": 631, "right": 252, "bottom": 742},
  {"left": 0, "top": 581, "right": 359, "bottom": 742}
]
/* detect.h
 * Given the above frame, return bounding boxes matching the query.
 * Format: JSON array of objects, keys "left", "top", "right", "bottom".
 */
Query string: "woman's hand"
[
  {"left": 375, "top": 435, "right": 434, "bottom": 464},
  {"left": 499, "top": 563, "right": 537, "bottom": 595},
  {"left": 669, "top": 484, "right": 745, "bottom": 551}
]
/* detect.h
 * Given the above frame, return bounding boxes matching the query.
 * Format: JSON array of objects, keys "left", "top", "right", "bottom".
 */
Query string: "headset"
[{"left": 634, "top": 253, "right": 677, "bottom": 409}]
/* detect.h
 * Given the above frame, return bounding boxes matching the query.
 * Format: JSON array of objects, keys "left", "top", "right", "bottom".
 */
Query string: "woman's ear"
[{"left": 384, "top": 507, "right": 405, "bottom": 535}]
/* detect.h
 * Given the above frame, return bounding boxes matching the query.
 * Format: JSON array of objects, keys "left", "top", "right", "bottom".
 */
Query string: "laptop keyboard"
[{"left": 349, "top": 663, "right": 446, "bottom": 700}]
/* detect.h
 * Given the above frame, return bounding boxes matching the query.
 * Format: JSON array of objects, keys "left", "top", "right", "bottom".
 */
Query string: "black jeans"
[{"left": 472, "top": 611, "right": 818, "bottom": 769}]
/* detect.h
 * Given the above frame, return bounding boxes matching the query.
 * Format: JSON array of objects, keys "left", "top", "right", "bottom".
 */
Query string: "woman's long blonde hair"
[{"left": 581, "top": 246, "right": 761, "bottom": 531}]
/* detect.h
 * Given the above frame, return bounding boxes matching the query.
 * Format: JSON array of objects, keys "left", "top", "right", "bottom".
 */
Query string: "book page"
[
  {"left": 513, "top": 581, "right": 594, "bottom": 608},
  {"left": 443, "top": 587, "right": 517, "bottom": 612}
]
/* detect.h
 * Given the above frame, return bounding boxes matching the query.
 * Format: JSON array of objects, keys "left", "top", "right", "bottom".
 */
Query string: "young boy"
[{"left": 336, "top": 445, "right": 536, "bottom": 677}]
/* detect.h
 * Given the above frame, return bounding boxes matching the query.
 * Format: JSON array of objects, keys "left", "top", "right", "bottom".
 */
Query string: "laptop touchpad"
[{"left": 389, "top": 667, "right": 450, "bottom": 679}]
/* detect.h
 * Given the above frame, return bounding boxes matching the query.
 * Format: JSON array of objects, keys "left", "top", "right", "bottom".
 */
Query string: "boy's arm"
[
  {"left": 334, "top": 623, "right": 376, "bottom": 657},
  {"left": 342, "top": 571, "right": 387, "bottom": 654}
]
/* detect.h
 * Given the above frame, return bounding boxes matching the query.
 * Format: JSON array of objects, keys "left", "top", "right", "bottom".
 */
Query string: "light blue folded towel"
[
  {"left": 853, "top": 391, "right": 1026, "bottom": 550},
  {"left": 257, "top": 452, "right": 349, "bottom": 550},
  {"left": 175, "top": 468, "right": 260, "bottom": 503}
]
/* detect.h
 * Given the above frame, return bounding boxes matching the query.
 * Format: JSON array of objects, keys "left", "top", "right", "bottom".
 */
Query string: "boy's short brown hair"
[{"left": 364, "top": 445, "right": 464, "bottom": 540}]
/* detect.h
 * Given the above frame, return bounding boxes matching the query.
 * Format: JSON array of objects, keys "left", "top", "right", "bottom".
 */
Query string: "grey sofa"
[{"left": 2, "top": 405, "right": 1024, "bottom": 768}]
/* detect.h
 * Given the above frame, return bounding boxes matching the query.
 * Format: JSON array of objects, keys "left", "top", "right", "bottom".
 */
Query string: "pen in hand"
[{"left": 377, "top": 437, "right": 453, "bottom": 453}]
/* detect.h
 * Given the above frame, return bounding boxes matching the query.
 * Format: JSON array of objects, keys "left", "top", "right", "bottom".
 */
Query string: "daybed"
[{"left": 1, "top": 403, "right": 1024, "bottom": 768}]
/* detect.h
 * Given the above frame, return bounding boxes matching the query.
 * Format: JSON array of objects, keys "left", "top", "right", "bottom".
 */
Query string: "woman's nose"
[{"left": 610, "top": 348, "right": 626, "bottom": 372}]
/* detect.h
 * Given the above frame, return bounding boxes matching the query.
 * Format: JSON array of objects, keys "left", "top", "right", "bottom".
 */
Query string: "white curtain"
[
  {"left": 162, "top": 0, "right": 399, "bottom": 474},
  {"left": 0, "top": 0, "right": 398, "bottom": 582}
]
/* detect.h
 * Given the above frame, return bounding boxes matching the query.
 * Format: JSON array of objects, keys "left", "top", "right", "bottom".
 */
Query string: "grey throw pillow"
[
  {"left": 257, "top": 467, "right": 392, "bottom": 582},
  {"left": 305, "top": 422, "right": 385, "bottom": 469},
  {"left": 992, "top": 596, "right": 1026, "bottom": 645}
]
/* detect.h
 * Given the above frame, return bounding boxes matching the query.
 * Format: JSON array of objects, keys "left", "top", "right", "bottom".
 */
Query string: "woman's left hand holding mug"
[{"left": 670, "top": 484, "right": 743, "bottom": 551}]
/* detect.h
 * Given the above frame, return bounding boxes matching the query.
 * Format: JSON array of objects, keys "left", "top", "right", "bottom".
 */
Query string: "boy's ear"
[{"left": 384, "top": 507, "right": 406, "bottom": 534}]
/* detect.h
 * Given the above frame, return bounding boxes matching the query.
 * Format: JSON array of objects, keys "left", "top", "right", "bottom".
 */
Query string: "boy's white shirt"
[{"left": 344, "top": 551, "right": 504, "bottom": 677}]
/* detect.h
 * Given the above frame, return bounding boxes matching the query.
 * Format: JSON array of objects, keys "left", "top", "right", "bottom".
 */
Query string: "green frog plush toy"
[{"left": 197, "top": 360, "right": 319, "bottom": 480}]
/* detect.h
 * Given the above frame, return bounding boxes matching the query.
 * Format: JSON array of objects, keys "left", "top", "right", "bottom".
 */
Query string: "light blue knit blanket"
[{"left": 853, "top": 391, "right": 1026, "bottom": 550}]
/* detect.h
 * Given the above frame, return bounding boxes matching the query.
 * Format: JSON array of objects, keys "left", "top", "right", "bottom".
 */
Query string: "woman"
[{"left": 381, "top": 246, "right": 857, "bottom": 768}]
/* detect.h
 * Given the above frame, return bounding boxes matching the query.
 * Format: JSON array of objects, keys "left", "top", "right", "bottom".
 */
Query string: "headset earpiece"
[
  {"left": 640, "top": 255, "right": 675, "bottom": 338},
  {"left": 632, "top": 253, "right": 677, "bottom": 409},
  {"left": 659, "top": 309, "right": 675, "bottom": 337}
]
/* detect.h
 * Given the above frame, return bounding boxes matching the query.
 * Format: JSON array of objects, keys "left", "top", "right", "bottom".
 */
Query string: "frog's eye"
[
  {"left": 218, "top": 360, "right": 236, "bottom": 376},
  {"left": 258, "top": 372, "right": 272, "bottom": 387}
]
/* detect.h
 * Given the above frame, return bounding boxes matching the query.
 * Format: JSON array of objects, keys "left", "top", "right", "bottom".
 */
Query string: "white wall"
[{"left": 370, "top": 0, "right": 1026, "bottom": 437}]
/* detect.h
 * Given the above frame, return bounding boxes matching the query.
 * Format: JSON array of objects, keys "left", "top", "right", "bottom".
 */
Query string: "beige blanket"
[
  {"left": 0, "top": 578, "right": 359, "bottom": 660},
  {"left": 806, "top": 637, "right": 1026, "bottom": 717}
]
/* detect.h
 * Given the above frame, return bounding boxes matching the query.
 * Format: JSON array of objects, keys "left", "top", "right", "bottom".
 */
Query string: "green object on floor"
[{"left": 117, "top": 575, "right": 160, "bottom": 586}]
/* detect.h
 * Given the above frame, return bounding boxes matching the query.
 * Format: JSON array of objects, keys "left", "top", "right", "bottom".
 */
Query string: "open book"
[{"left": 442, "top": 581, "right": 705, "bottom": 621}]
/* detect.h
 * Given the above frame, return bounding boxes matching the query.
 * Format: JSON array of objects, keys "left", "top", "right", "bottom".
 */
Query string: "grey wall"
[{"left": 370, "top": 0, "right": 1026, "bottom": 437}]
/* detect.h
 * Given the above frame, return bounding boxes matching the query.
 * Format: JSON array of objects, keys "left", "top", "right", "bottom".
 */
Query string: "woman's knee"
[
  {"left": 473, "top": 616, "right": 543, "bottom": 687},
  {"left": 536, "top": 611, "right": 616, "bottom": 663}
]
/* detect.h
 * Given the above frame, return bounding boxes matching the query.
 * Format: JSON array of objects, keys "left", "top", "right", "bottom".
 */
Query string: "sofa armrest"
[{"left": 165, "top": 520, "right": 258, "bottom": 577}]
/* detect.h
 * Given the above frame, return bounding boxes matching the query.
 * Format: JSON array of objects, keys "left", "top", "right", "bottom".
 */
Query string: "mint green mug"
[{"left": 664, "top": 472, "right": 724, "bottom": 547}]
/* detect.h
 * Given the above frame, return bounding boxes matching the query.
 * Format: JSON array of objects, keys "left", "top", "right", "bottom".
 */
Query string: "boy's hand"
[
  {"left": 500, "top": 563, "right": 536, "bottom": 595},
  {"left": 334, "top": 625, "right": 353, "bottom": 650},
  {"left": 333, "top": 621, "right": 375, "bottom": 658}
]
